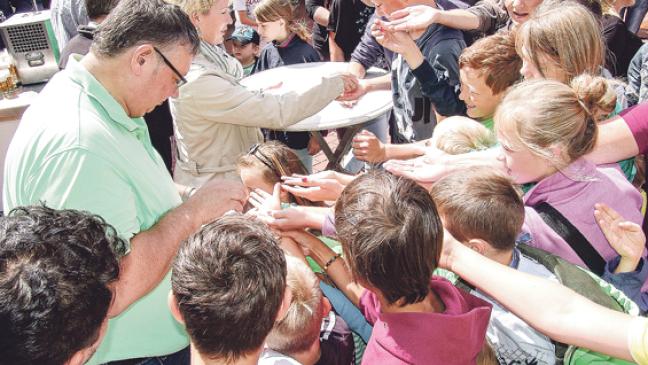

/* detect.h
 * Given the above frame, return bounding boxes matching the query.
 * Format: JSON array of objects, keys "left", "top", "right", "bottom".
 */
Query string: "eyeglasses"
[{"left": 153, "top": 46, "right": 188, "bottom": 88}]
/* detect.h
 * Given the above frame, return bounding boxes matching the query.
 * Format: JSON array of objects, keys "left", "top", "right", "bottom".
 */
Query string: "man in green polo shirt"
[{"left": 2, "top": 0, "right": 247, "bottom": 363}]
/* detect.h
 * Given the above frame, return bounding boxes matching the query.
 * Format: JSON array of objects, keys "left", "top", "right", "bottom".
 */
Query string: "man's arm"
[{"left": 110, "top": 179, "right": 246, "bottom": 316}]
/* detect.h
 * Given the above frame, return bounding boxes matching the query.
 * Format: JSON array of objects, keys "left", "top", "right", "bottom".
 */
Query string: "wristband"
[{"left": 323, "top": 253, "right": 342, "bottom": 271}]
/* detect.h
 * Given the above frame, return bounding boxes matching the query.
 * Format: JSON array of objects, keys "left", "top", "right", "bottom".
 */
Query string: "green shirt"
[
  {"left": 3, "top": 56, "right": 188, "bottom": 363},
  {"left": 481, "top": 117, "right": 494, "bottom": 132}
]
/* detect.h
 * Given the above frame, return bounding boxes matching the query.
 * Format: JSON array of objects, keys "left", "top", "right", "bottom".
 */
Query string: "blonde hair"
[
  {"left": 495, "top": 74, "right": 617, "bottom": 168},
  {"left": 165, "top": 0, "right": 215, "bottom": 14},
  {"left": 254, "top": 0, "right": 311, "bottom": 42},
  {"left": 431, "top": 116, "right": 497, "bottom": 154},
  {"left": 265, "top": 256, "right": 323, "bottom": 355},
  {"left": 516, "top": 2, "right": 605, "bottom": 82}
]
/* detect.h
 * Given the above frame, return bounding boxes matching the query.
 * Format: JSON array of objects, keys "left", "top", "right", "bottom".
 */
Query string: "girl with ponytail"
[
  {"left": 495, "top": 74, "right": 648, "bottom": 309},
  {"left": 252, "top": 0, "right": 322, "bottom": 172}
]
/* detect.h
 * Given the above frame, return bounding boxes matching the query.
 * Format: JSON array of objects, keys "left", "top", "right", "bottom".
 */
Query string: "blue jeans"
[{"left": 105, "top": 347, "right": 190, "bottom": 365}]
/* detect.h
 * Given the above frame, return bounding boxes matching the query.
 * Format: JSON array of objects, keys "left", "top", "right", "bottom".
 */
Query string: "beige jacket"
[{"left": 169, "top": 47, "right": 344, "bottom": 187}]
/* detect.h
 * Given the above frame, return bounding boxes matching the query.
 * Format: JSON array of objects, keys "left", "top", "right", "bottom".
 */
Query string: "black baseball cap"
[{"left": 227, "top": 26, "right": 260, "bottom": 45}]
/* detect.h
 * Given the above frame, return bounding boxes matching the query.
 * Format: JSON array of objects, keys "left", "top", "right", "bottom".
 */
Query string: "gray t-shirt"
[{"left": 472, "top": 249, "right": 557, "bottom": 365}]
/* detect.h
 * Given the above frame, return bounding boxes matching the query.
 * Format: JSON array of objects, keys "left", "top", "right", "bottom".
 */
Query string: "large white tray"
[{"left": 239, "top": 62, "right": 393, "bottom": 132}]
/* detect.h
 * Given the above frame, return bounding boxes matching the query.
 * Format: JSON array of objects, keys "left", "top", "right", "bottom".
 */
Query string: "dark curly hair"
[{"left": 0, "top": 205, "right": 122, "bottom": 365}]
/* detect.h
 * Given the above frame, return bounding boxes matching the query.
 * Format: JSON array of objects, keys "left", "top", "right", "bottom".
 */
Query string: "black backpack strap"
[{"left": 532, "top": 202, "right": 607, "bottom": 276}]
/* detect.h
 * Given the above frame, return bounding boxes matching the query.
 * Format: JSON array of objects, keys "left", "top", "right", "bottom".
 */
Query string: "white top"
[{"left": 239, "top": 62, "right": 393, "bottom": 132}]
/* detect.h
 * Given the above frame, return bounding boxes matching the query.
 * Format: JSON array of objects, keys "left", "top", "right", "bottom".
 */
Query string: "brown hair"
[
  {"left": 171, "top": 215, "right": 287, "bottom": 361},
  {"left": 237, "top": 141, "right": 319, "bottom": 206},
  {"left": 430, "top": 168, "right": 525, "bottom": 251},
  {"left": 516, "top": 2, "right": 605, "bottom": 82},
  {"left": 266, "top": 256, "right": 323, "bottom": 355},
  {"left": 334, "top": 171, "right": 443, "bottom": 306},
  {"left": 495, "top": 75, "right": 616, "bottom": 167},
  {"left": 459, "top": 32, "right": 522, "bottom": 95},
  {"left": 254, "top": 0, "right": 311, "bottom": 42}
]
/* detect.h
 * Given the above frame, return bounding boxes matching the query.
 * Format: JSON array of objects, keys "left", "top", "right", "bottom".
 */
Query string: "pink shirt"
[{"left": 358, "top": 277, "right": 492, "bottom": 364}]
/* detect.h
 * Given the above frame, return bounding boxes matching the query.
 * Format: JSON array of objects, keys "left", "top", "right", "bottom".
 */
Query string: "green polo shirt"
[
  {"left": 3, "top": 56, "right": 188, "bottom": 363},
  {"left": 481, "top": 117, "right": 494, "bottom": 132}
]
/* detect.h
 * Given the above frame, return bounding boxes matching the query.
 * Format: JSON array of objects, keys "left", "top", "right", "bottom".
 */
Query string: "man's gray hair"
[{"left": 92, "top": 0, "right": 200, "bottom": 57}]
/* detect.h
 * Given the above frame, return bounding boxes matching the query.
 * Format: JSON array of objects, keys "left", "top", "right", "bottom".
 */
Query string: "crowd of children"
[{"left": 4, "top": 0, "right": 648, "bottom": 363}]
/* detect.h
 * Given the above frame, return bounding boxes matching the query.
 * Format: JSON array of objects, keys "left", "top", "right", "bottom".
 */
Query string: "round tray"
[{"left": 239, "top": 62, "right": 393, "bottom": 132}]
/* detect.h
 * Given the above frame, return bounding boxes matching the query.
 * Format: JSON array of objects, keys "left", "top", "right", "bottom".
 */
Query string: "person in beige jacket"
[{"left": 167, "top": 0, "right": 357, "bottom": 187}]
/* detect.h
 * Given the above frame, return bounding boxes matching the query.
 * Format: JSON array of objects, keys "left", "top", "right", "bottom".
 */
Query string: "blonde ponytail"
[{"left": 495, "top": 75, "right": 616, "bottom": 166}]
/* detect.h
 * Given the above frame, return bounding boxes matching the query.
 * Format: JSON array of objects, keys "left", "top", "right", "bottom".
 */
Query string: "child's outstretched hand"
[
  {"left": 594, "top": 203, "right": 645, "bottom": 273},
  {"left": 352, "top": 130, "right": 387, "bottom": 163},
  {"left": 281, "top": 173, "right": 346, "bottom": 202},
  {"left": 248, "top": 183, "right": 282, "bottom": 213},
  {"left": 371, "top": 19, "right": 419, "bottom": 57},
  {"left": 383, "top": 5, "right": 442, "bottom": 34}
]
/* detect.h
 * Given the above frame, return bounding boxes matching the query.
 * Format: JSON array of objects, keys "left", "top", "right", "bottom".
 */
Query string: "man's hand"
[
  {"left": 352, "top": 130, "right": 388, "bottom": 163},
  {"left": 187, "top": 179, "right": 247, "bottom": 223},
  {"left": 384, "top": 5, "right": 442, "bottom": 33},
  {"left": 594, "top": 203, "right": 646, "bottom": 273}
]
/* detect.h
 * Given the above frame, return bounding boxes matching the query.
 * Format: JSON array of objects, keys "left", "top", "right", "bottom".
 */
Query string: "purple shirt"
[
  {"left": 358, "top": 277, "right": 492, "bottom": 364},
  {"left": 622, "top": 101, "right": 648, "bottom": 154},
  {"left": 522, "top": 159, "right": 647, "bottom": 293}
]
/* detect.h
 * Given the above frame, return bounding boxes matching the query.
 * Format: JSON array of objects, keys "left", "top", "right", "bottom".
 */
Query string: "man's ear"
[
  {"left": 130, "top": 45, "right": 154, "bottom": 76},
  {"left": 275, "top": 287, "right": 293, "bottom": 323},
  {"left": 168, "top": 290, "right": 185, "bottom": 325},
  {"left": 467, "top": 238, "right": 489, "bottom": 256},
  {"left": 65, "top": 348, "right": 91, "bottom": 365}
]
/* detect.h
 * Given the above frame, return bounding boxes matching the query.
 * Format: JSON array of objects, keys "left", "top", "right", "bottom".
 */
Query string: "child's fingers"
[
  {"left": 253, "top": 188, "right": 272, "bottom": 199},
  {"left": 272, "top": 183, "right": 282, "bottom": 198},
  {"left": 387, "top": 8, "right": 410, "bottom": 21},
  {"left": 618, "top": 221, "right": 642, "bottom": 232},
  {"left": 281, "top": 184, "right": 317, "bottom": 197},
  {"left": 281, "top": 177, "right": 327, "bottom": 188},
  {"left": 594, "top": 203, "right": 622, "bottom": 222}
]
